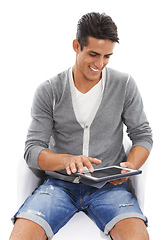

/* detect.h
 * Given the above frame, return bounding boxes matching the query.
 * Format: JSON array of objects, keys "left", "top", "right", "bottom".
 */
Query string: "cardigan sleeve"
[
  {"left": 24, "top": 80, "right": 54, "bottom": 169},
  {"left": 122, "top": 76, "right": 153, "bottom": 153}
]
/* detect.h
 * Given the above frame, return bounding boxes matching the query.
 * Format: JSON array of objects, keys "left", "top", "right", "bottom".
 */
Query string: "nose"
[{"left": 95, "top": 57, "right": 104, "bottom": 70}]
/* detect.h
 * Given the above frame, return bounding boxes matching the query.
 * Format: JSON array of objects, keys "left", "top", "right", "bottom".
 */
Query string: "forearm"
[
  {"left": 110, "top": 146, "right": 149, "bottom": 185},
  {"left": 38, "top": 149, "right": 102, "bottom": 174},
  {"left": 38, "top": 149, "right": 67, "bottom": 171},
  {"left": 126, "top": 146, "right": 149, "bottom": 169}
]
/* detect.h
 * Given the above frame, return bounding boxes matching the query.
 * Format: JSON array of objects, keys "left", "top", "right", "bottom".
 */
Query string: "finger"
[
  {"left": 89, "top": 157, "right": 102, "bottom": 165},
  {"left": 109, "top": 180, "right": 117, "bottom": 185},
  {"left": 82, "top": 156, "right": 95, "bottom": 172},
  {"left": 120, "top": 162, "right": 134, "bottom": 169},
  {"left": 109, "top": 177, "right": 128, "bottom": 185},
  {"left": 117, "top": 177, "right": 129, "bottom": 184},
  {"left": 76, "top": 158, "right": 84, "bottom": 173},
  {"left": 70, "top": 162, "right": 77, "bottom": 173},
  {"left": 117, "top": 179, "right": 125, "bottom": 184},
  {"left": 66, "top": 166, "right": 71, "bottom": 175},
  {"left": 121, "top": 169, "right": 129, "bottom": 174},
  {"left": 120, "top": 162, "right": 127, "bottom": 168},
  {"left": 109, "top": 179, "right": 118, "bottom": 184},
  {"left": 113, "top": 180, "right": 123, "bottom": 185}
]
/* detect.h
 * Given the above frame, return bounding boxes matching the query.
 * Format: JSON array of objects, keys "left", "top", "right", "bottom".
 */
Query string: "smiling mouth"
[{"left": 89, "top": 66, "right": 100, "bottom": 72}]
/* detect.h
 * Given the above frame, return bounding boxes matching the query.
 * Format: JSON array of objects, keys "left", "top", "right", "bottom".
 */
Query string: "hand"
[
  {"left": 109, "top": 162, "right": 134, "bottom": 186},
  {"left": 63, "top": 154, "right": 102, "bottom": 175}
]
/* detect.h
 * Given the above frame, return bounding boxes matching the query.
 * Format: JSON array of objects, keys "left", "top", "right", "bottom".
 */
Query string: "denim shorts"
[{"left": 12, "top": 177, "right": 147, "bottom": 239}]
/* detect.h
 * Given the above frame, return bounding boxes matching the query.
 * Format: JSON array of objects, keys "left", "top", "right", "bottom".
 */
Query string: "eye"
[
  {"left": 89, "top": 53, "right": 97, "bottom": 57},
  {"left": 104, "top": 55, "right": 111, "bottom": 59}
]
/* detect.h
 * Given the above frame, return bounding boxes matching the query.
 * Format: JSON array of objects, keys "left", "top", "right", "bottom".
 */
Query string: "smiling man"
[
  {"left": 10, "top": 12, "right": 152, "bottom": 240},
  {"left": 72, "top": 37, "right": 115, "bottom": 91}
]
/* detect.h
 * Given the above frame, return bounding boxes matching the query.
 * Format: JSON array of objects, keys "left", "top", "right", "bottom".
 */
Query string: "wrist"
[{"left": 38, "top": 150, "right": 70, "bottom": 171}]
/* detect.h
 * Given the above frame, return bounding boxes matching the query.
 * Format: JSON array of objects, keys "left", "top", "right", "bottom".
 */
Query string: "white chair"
[{"left": 17, "top": 139, "right": 148, "bottom": 240}]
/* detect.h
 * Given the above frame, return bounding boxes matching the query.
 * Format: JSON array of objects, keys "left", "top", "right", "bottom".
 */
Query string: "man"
[{"left": 10, "top": 12, "right": 152, "bottom": 240}]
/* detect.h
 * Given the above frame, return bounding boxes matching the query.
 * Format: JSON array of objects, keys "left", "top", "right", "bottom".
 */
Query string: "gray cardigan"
[{"left": 24, "top": 67, "right": 153, "bottom": 182}]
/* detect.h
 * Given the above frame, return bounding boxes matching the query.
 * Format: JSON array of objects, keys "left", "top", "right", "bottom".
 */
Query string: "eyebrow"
[{"left": 89, "top": 50, "right": 113, "bottom": 57}]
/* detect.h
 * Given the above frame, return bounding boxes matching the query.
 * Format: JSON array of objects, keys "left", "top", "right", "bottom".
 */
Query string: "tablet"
[{"left": 75, "top": 165, "right": 142, "bottom": 182}]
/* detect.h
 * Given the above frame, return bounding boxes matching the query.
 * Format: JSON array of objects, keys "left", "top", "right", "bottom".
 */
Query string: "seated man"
[{"left": 10, "top": 12, "right": 152, "bottom": 240}]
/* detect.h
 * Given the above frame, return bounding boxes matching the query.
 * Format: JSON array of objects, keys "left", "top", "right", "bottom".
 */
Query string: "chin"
[
  {"left": 85, "top": 71, "right": 101, "bottom": 81},
  {"left": 89, "top": 74, "right": 101, "bottom": 81}
]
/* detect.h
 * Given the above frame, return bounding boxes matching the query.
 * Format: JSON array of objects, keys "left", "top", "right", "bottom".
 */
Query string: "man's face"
[{"left": 73, "top": 37, "right": 115, "bottom": 82}]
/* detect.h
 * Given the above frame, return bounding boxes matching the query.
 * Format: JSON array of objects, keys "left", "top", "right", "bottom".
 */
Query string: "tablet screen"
[{"left": 83, "top": 166, "right": 131, "bottom": 179}]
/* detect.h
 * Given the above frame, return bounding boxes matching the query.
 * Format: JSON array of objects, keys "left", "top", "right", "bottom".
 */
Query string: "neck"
[{"left": 72, "top": 65, "right": 102, "bottom": 94}]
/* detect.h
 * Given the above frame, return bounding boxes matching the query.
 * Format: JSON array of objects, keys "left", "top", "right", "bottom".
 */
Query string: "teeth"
[{"left": 90, "top": 67, "right": 99, "bottom": 72}]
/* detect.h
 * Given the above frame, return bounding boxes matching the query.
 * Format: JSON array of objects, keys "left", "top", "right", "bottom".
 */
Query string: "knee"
[
  {"left": 136, "top": 229, "right": 149, "bottom": 240},
  {"left": 9, "top": 218, "right": 47, "bottom": 240},
  {"left": 110, "top": 228, "right": 149, "bottom": 240},
  {"left": 110, "top": 218, "right": 149, "bottom": 240}
]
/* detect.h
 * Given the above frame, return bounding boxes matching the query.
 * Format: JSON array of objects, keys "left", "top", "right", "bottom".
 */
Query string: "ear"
[{"left": 73, "top": 39, "right": 81, "bottom": 53}]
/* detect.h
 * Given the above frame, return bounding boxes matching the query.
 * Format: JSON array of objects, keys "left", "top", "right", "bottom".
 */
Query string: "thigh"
[
  {"left": 86, "top": 182, "right": 147, "bottom": 235},
  {"left": 12, "top": 178, "right": 78, "bottom": 239}
]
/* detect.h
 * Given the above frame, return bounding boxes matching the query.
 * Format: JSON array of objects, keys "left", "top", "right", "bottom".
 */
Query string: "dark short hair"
[{"left": 76, "top": 12, "right": 119, "bottom": 50}]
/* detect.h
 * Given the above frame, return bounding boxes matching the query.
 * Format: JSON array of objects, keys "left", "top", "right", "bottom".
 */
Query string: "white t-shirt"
[{"left": 70, "top": 68, "right": 106, "bottom": 126}]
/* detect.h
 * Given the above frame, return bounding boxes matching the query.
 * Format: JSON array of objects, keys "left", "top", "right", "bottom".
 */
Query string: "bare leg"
[
  {"left": 110, "top": 218, "right": 149, "bottom": 240},
  {"left": 9, "top": 218, "right": 47, "bottom": 240}
]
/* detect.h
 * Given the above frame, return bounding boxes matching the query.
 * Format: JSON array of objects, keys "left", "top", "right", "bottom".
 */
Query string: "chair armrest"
[
  {"left": 123, "top": 137, "right": 148, "bottom": 211},
  {"left": 17, "top": 158, "right": 45, "bottom": 207},
  {"left": 130, "top": 161, "right": 148, "bottom": 211}
]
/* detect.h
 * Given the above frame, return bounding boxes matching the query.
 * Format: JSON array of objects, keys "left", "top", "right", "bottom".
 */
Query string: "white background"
[{"left": 1, "top": 0, "right": 167, "bottom": 239}]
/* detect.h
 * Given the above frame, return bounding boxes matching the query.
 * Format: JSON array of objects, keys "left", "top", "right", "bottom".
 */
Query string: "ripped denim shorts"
[{"left": 12, "top": 177, "right": 147, "bottom": 239}]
